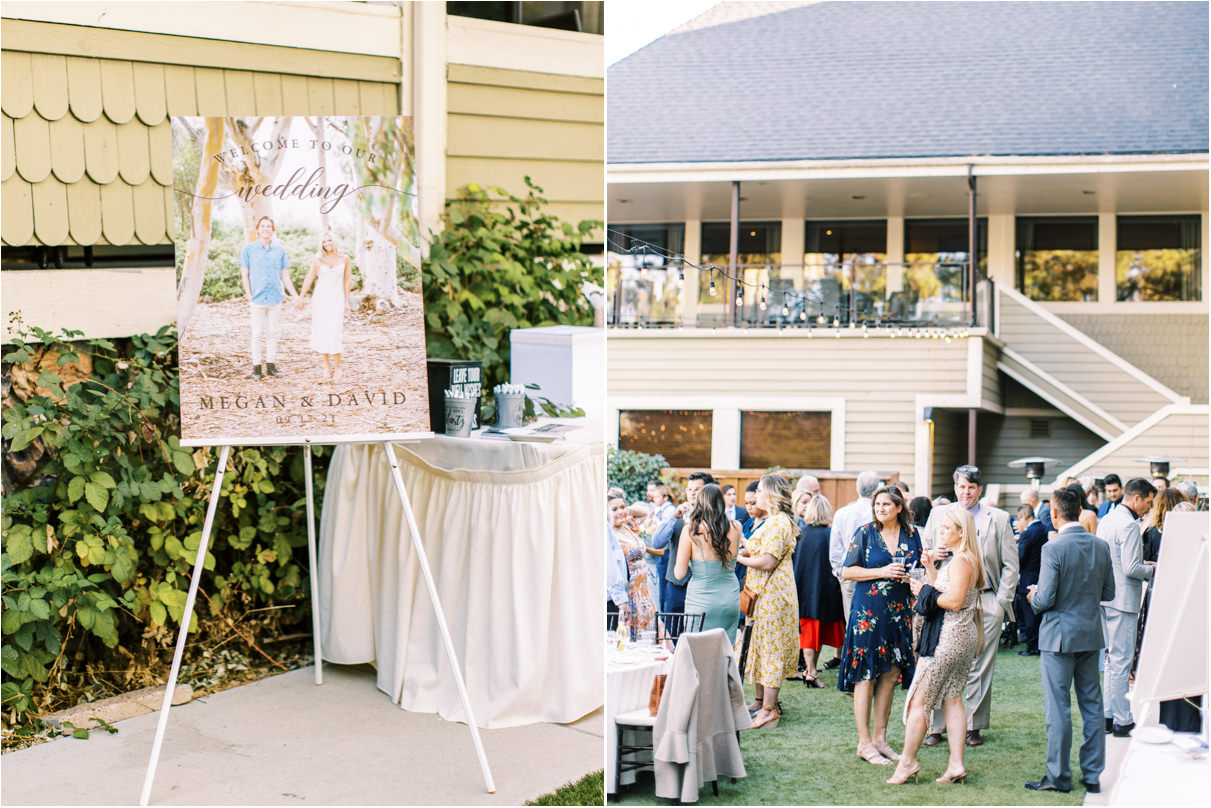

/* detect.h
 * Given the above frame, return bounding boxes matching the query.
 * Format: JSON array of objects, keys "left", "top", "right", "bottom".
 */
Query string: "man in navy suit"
[
  {"left": 1026, "top": 487, "right": 1115, "bottom": 794},
  {"left": 1096, "top": 474, "right": 1123, "bottom": 518},
  {"left": 1014, "top": 504, "right": 1047, "bottom": 655},
  {"left": 651, "top": 471, "right": 715, "bottom": 613},
  {"left": 722, "top": 484, "right": 749, "bottom": 525}
]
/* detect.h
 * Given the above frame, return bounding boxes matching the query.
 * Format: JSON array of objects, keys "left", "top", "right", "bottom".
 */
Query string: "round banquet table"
[
  {"left": 317, "top": 420, "right": 604, "bottom": 729},
  {"left": 606, "top": 646, "right": 672, "bottom": 794}
]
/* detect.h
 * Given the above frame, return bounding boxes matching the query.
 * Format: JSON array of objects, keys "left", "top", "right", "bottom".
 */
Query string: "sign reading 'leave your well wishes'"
[{"left": 172, "top": 116, "right": 431, "bottom": 446}]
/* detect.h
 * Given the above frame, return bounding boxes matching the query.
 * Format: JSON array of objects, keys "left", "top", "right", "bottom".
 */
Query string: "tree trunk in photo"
[
  {"left": 176, "top": 118, "right": 225, "bottom": 337},
  {"left": 358, "top": 216, "right": 402, "bottom": 307},
  {"left": 227, "top": 117, "right": 291, "bottom": 241},
  {"left": 305, "top": 117, "right": 330, "bottom": 234}
]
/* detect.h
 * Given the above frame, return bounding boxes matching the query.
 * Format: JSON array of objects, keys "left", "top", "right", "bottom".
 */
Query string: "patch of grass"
[
  {"left": 526, "top": 770, "right": 605, "bottom": 805},
  {"left": 610, "top": 646, "right": 1089, "bottom": 805}
]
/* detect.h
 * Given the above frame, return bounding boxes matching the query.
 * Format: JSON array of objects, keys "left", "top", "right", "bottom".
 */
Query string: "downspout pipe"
[
  {"left": 968, "top": 165, "right": 977, "bottom": 327},
  {"left": 729, "top": 181, "right": 740, "bottom": 326}
]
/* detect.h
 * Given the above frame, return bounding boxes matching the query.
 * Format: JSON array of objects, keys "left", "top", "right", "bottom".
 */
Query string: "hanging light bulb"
[
  {"left": 799, "top": 310, "right": 807, "bottom": 322},
  {"left": 817, "top": 314, "right": 826, "bottom": 325},
  {"left": 678, "top": 266, "right": 685, "bottom": 282},
  {"left": 760, "top": 292, "right": 767, "bottom": 311},
  {"left": 832, "top": 316, "right": 841, "bottom": 328},
  {"left": 782, "top": 302, "right": 790, "bottom": 318},
  {"left": 709, "top": 277, "right": 717, "bottom": 296}
]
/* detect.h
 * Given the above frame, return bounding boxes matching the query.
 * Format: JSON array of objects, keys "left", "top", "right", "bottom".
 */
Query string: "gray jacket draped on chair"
[{"left": 653, "top": 628, "right": 751, "bottom": 802}]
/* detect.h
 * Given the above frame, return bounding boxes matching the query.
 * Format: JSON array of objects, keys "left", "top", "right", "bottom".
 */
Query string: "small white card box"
[{"left": 509, "top": 325, "right": 604, "bottom": 411}]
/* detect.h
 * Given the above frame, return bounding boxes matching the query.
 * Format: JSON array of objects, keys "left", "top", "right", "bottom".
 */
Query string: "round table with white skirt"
[{"left": 317, "top": 424, "right": 603, "bottom": 729}]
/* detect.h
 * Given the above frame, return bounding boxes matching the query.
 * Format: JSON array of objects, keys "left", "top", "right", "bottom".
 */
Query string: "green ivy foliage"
[
  {"left": 606, "top": 448, "right": 670, "bottom": 504},
  {"left": 422, "top": 177, "right": 602, "bottom": 393},
  {"left": 1, "top": 326, "right": 324, "bottom": 724}
]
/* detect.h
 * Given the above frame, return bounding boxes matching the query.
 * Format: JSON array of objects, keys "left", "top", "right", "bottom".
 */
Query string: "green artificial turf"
[
  {"left": 527, "top": 770, "right": 606, "bottom": 805},
  {"left": 609, "top": 645, "right": 1092, "bottom": 805}
]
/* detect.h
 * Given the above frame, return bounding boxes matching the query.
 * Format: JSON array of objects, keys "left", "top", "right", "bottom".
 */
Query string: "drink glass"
[{"left": 893, "top": 554, "right": 908, "bottom": 581}]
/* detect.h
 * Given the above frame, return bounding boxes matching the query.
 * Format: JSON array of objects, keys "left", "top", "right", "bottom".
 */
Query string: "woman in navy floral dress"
[{"left": 839, "top": 486, "right": 922, "bottom": 766}]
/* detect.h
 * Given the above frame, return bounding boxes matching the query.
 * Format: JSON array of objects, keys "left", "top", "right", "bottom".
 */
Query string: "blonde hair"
[
  {"left": 803, "top": 493, "right": 834, "bottom": 527},
  {"left": 759, "top": 473, "right": 794, "bottom": 518},
  {"left": 941, "top": 507, "right": 986, "bottom": 590},
  {"left": 316, "top": 230, "right": 340, "bottom": 260}
]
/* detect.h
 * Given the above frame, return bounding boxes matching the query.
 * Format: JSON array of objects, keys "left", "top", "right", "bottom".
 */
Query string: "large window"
[
  {"left": 902, "top": 218, "right": 986, "bottom": 322},
  {"left": 700, "top": 222, "right": 781, "bottom": 304},
  {"left": 618, "top": 410, "right": 712, "bottom": 468},
  {"left": 446, "top": 2, "right": 603, "bottom": 34},
  {"left": 1116, "top": 216, "right": 1201, "bottom": 302},
  {"left": 1016, "top": 217, "right": 1098, "bottom": 302},
  {"left": 607, "top": 224, "right": 685, "bottom": 324},
  {"left": 802, "top": 221, "right": 886, "bottom": 322},
  {"left": 739, "top": 411, "right": 831, "bottom": 469}
]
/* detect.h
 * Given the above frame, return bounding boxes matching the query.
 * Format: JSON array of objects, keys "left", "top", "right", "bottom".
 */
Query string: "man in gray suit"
[
  {"left": 1026, "top": 486, "right": 1115, "bottom": 793},
  {"left": 920, "top": 465, "right": 1019, "bottom": 747},
  {"left": 1097, "top": 476, "right": 1156, "bottom": 737}
]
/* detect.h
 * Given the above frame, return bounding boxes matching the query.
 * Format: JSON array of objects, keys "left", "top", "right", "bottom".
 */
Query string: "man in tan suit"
[{"left": 920, "top": 464, "right": 1019, "bottom": 747}]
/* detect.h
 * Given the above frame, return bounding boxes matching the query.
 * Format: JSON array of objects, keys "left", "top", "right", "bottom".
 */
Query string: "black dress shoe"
[
  {"left": 1025, "top": 778, "right": 1070, "bottom": 793},
  {"left": 1080, "top": 779, "right": 1101, "bottom": 793},
  {"left": 1112, "top": 722, "right": 1135, "bottom": 737},
  {"left": 922, "top": 733, "right": 943, "bottom": 746},
  {"left": 822, "top": 657, "right": 841, "bottom": 670},
  {"left": 1018, "top": 649, "right": 1040, "bottom": 656}
]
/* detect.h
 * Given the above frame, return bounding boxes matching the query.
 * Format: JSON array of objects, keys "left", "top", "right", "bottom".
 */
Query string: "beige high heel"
[
  {"left": 936, "top": 769, "right": 967, "bottom": 784},
  {"left": 886, "top": 762, "right": 920, "bottom": 785}
]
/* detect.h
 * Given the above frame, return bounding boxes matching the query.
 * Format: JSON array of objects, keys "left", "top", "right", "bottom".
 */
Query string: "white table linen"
[
  {"left": 318, "top": 425, "right": 603, "bottom": 729},
  {"left": 606, "top": 647, "right": 672, "bottom": 793}
]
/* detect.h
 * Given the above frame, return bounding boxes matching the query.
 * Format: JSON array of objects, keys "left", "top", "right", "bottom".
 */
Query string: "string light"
[{"left": 709, "top": 276, "right": 717, "bottom": 296}]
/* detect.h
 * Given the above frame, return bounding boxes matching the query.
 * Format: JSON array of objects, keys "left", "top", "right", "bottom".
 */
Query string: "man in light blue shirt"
[
  {"left": 829, "top": 470, "right": 879, "bottom": 620},
  {"left": 239, "top": 216, "right": 299, "bottom": 380}
]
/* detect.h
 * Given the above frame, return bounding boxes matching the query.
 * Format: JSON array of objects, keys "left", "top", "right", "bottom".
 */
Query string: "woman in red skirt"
[{"left": 791, "top": 494, "right": 846, "bottom": 686}]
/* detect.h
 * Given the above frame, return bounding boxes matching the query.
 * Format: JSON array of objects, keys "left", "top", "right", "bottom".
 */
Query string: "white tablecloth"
[
  {"left": 606, "top": 648, "right": 672, "bottom": 793},
  {"left": 317, "top": 423, "right": 603, "bottom": 729}
]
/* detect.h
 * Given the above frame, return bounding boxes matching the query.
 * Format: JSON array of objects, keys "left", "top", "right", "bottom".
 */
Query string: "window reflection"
[
  {"left": 619, "top": 410, "right": 712, "bottom": 468},
  {"left": 1116, "top": 216, "right": 1201, "bottom": 302},
  {"left": 1016, "top": 217, "right": 1099, "bottom": 302}
]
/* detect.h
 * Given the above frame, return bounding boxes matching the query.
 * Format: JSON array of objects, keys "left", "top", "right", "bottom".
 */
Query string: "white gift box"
[{"left": 509, "top": 325, "right": 604, "bottom": 412}]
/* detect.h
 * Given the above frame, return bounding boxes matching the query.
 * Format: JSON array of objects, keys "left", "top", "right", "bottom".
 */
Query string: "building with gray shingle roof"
[
  {"left": 604, "top": 1, "right": 1208, "bottom": 505},
  {"left": 609, "top": 1, "right": 1208, "bottom": 164}
]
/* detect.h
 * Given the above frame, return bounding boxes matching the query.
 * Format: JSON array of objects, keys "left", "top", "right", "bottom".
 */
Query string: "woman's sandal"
[
  {"left": 875, "top": 742, "right": 901, "bottom": 761},
  {"left": 857, "top": 744, "right": 893, "bottom": 766},
  {"left": 886, "top": 761, "right": 920, "bottom": 785},
  {"left": 802, "top": 673, "right": 827, "bottom": 689},
  {"left": 935, "top": 769, "right": 967, "bottom": 785},
  {"left": 751, "top": 706, "right": 780, "bottom": 729}
]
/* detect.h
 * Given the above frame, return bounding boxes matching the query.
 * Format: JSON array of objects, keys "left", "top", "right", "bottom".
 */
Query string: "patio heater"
[
  {"left": 1008, "top": 456, "right": 1059, "bottom": 491},
  {"left": 1137, "top": 455, "right": 1178, "bottom": 480}
]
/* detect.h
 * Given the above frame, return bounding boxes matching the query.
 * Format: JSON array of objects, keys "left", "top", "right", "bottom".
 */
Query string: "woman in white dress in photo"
[{"left": 296, "top": 231, "right": 352, "bottom": 383}]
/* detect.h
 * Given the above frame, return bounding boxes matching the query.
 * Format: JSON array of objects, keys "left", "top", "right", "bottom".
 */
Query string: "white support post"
[
  {"left": 381, "top": 443, "right": 496, "bottom": 794},
  {"left": 304, "top": 446, "right": 323, "bottom": 685},
  {"left": 140, "top": 444, "right": 232, "bottom": 806}
]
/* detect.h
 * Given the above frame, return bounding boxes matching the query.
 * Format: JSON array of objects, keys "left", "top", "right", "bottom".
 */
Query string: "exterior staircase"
[{"left": 994, "top": 286, "right": 1204, "bottom": 481}]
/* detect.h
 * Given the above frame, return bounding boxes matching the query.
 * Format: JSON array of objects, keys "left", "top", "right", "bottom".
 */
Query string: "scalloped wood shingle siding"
[{"left": 1, "top": 20, "right": 400, "bottom": 247}]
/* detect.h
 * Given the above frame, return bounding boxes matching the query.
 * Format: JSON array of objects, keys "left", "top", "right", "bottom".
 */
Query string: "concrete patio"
[{"left": 1, "top": 664, "right": 604, "bottom": 806}]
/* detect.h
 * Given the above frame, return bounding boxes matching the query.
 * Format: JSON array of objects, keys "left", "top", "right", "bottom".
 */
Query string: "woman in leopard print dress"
[{"left": 888, "top": 507, "right": 983, "bottom": 786}]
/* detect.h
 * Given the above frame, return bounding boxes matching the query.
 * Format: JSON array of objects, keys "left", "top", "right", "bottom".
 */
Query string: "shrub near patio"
[{"left": 1, "top": 326, "right": 326, "bottom": 745}]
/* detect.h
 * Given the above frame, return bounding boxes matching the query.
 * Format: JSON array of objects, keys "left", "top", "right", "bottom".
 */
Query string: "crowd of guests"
[{"left": 605, "top": 464, "right": 1203, "bottom": 792}]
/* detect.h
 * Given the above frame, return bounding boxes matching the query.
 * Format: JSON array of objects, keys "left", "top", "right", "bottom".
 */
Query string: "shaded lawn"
[{"left": 610, "top": 645, "right": 1091, "bottom": 805}]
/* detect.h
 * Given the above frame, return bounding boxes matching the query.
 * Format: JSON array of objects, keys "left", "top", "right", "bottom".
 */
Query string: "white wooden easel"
[{"left": 139, "top": 443, "right": 496, "bottom": 805}]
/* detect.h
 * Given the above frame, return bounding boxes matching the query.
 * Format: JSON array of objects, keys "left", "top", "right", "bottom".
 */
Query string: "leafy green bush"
[
  {"left": 1, "top": 326, "right": 324, "bottom": 726},
  {"left": 606, "top": 448, "right": 669, "bottom": 503},
  {"left": 422, "top": 177, "right": 601, "bottom": 393}
]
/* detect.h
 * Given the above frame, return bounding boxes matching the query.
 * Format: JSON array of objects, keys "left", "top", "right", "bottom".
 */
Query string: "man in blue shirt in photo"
[{"left": 239, "top": 216, "right": 299, "bottom": 380}]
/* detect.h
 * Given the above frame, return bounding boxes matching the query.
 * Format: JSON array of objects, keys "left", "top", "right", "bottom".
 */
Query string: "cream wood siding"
[
  {"left": 2, "top": 268, "right": 174, "bottom": 342},
  {"left": 1, "top": 21, "right": 401, "bottom": 248},
  {"left": 981, "top": 338, "right": 1001, "bottom": 410},
  {"left": 1058, "top": 313, "right": 1209, "bottom": 404},
  {"left": 609, "top": 332, "right": 971, "bottom": 489},
  {"left": 977, "top": 414, "right": 1104, "bottom": 486},
  {"left": 998, "top": 291, "right": 1174, "bottom": 427},
  {"left": 1061, "top": 408, "right": 1209, "bottom": 485},
  {"left": 445, "top": 64, "right": 603, "bottom": 238},
  {"left": 931, "top": 409, "right": 968, "bottom": 496}
]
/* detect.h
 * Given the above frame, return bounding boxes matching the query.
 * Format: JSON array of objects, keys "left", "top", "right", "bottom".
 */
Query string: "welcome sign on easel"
[
  {"left": 142, "top": 117, "right": 494, "bottom": 805},
  {"left": 172, "top": 116, "right": 431, "bottom": 445}
]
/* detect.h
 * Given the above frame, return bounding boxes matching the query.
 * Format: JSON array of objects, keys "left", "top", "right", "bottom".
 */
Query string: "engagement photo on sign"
[{"left": 172, "top": 116, "right": 430, "bottom": 445}]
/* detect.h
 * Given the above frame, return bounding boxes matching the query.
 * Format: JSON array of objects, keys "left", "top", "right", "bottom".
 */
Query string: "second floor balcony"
[{"left": 606, "top": 260, "right": 980, "bottom": 330}]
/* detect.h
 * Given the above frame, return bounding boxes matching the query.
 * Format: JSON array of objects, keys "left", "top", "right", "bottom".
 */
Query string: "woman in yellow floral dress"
[{"left": 736, "top": 474, "right": 800, "bottom": 729}]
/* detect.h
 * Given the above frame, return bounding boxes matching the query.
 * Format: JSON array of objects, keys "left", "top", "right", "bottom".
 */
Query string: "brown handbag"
[{"left": 739, "top": 545, "right": 792, "bottom": 618}]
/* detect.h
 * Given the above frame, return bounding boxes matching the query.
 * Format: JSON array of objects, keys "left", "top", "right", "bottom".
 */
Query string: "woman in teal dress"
[{"left": 675, "top": 483, "right": 742, "bottom": 644}]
